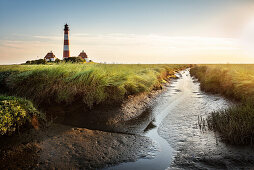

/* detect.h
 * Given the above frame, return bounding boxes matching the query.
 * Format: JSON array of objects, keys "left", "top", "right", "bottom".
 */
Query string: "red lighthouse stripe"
[
  {"left": 63, "top": 51, "right": 70, "bottom": 58},
  {"left": 64, "top": 40, "right": 69, "bottom": 45}
]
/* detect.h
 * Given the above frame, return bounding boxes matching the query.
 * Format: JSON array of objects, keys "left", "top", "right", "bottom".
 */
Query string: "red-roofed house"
[
  {"left": 44, "top": 51, "right": 57, "bottom": 62},
  {"left": 78, "top": 50, "right": 90, "bottom": 62}
]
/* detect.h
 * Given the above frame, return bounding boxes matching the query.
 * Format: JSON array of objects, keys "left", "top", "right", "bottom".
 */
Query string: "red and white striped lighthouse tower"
[{"left": 63, "top": 24, "right": 70, "bottom": 59}]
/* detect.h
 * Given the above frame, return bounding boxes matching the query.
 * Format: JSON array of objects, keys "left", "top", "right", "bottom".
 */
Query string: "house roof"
[
  {"left": 44, "top": 51, "right": 56, "bottom": 59},
  {"left": 78, "top": 50, "right": 88, "bottom": 58}
]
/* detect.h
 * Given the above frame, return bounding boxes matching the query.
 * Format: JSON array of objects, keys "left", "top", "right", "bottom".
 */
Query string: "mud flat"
[
  {"left": 0, "top": 124, "right": 158, "bottom": 169},
  {"left": 161, "top": 70, "right": 254, "bottom": 169}
]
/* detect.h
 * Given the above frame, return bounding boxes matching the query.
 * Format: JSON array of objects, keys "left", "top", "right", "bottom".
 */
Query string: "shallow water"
[{"left": 107, "top": 69, "right": 254, "bottom": 169}]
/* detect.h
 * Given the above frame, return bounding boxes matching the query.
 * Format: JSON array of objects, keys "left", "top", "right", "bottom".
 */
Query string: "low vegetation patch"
[
  {"left": 190, "top": 65, "right": 254, "bottom": 101},
  {"left": 207, "top": 104, "right": 254, "bottom": 145},
  {"left": 0, "top": 63, "right": 187, "bottom": 108},
  {"left": 191, "top": 65, "right": 254, "bottom": 145},
  {"left": 0, "top": 95, "right": 43, "bottom": 135},
  {"left": 25, "top": 57, "right": 89, "bottom": 65}
]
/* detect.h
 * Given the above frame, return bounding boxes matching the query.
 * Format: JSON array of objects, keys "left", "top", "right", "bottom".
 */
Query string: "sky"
[{"left": 1, "top": 0, "right": 254, "bottom": 64}]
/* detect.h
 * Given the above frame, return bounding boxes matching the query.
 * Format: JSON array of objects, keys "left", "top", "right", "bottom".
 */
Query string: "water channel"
[{"left": 107, "top": 69, "right": 254, "bottom": 169}]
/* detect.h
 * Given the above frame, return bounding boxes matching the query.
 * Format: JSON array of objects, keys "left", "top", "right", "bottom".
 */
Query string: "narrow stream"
[{"left": 107, "top": 69, "right": 254, "bottom": 169}]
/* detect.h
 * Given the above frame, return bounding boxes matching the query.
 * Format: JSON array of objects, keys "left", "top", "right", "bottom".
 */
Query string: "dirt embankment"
[
  {"left": 0, "top": 79, "right": 172, "bottom": 169},
  {"left": 0, "top": 124, "right": 157, "bottom": 169}
]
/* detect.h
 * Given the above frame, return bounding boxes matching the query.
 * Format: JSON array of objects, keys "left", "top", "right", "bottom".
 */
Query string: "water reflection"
[{"left": 108, "top": 69, "right": 254, "bottom": 169}]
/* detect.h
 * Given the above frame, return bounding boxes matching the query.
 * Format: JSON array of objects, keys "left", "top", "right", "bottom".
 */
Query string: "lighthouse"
[{"left": 63, "top": 24, "right": 70, "bottom": 59}]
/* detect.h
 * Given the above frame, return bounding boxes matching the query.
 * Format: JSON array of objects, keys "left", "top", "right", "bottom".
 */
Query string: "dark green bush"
[
  {"left": 64, "top": 57, "right": 85, "bottom": 63},
  {"left": 0, "top": 95, "right": 43, "bottom": 135},
  {"left": 55, "top": 58, "right": 61, "bottom": 63},
  {"left": 25, "top": 59, "right": 47, "bottom": 65}
]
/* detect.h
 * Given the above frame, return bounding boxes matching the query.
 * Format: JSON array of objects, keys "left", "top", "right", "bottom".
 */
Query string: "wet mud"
[
  {"left": 0, "top": 124, "right": 156, "bottom": 169},
  {"left": 108, "top": 69, "right": 254, "bottom": 170},
  {"left": 158, "top": 70, "right": 254, "bottom": 169}
]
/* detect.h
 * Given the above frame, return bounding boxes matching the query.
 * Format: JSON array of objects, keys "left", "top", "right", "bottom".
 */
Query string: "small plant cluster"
[
  {"left": 207, "top": 104, "right": 254, "bottom": 145},
  {"left": 0, "top": 95, "right": 42, "bottom": 135},
  {"left": 25, "top": 59, "right": 48, "bottom": 65},
  {"left": 190, "top": 65, "right": 254, "bottom": 145},
  {"left": 64, "top": 57, "right": 90, "bottom": 63}
]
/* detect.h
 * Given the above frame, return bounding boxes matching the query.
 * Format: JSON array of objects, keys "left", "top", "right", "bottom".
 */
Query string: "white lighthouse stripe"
[
  {"left": 64, "top": 45, "right": 69, "bottom": 51},
  {"left": 64, "top": 34, "right": 69, "bottom": 40}
]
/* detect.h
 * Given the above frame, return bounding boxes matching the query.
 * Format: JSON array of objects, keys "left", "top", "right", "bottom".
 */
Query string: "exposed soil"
[
  {"left": 40, "top": 88, "right": 164, "bottom": 134},
  {"left": 0, "top": 124, "right": 157, "bottom": 169},
  {"left": 0, "top": 82, "right": 167, "bottom": 169}
]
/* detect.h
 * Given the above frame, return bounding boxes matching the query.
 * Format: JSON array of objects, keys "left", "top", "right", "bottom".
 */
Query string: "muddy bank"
[
  {"left": 42, "top": 82, "right": 167, "bottom": 134},
  {"left": 0, "top": 74, "right": 174, "bottom": 169},
  {"left": 0, "top": 124, "right": 157, "bottom": 169}
]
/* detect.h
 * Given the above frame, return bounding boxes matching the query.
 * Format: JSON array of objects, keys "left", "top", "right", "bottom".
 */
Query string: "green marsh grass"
[
  {"left": 0, "top": 63, "right": 187, "bottom": 108},
  {"left": 191, "top": 64, "right": 254, "bottom": 145}
]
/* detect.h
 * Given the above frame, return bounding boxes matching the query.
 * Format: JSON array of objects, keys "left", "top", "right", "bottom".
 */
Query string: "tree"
[
  {"left": 25, "top": 59, "right": 46, "bottom": 65},
  {"left": 64, "top": 57, "right": 85, "bottom": 63},
  {"left": 55, "top": 58, "right": 61, "bottom": 63},
  {"left": 26, "top": 61, "right": 31, "bottom": 64},
  {"left": 36, "top": 59, "right": 46, "bottom": 64}
]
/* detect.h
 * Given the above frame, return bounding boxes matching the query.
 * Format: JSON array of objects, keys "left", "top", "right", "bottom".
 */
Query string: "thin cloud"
[
  {"left": 33, "top": 35, "right": 62, "bottom": 40},
  {"left": 0, "top": 33, "right": 248, "bottom": 64}
]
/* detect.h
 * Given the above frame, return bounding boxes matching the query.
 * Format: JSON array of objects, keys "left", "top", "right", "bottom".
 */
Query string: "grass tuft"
[
  {"left": 191, "top": 64, "right": 254, "bottom": 145},
  {"left": 207, "top": 104, "right": 254, "bottom": 145}
]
